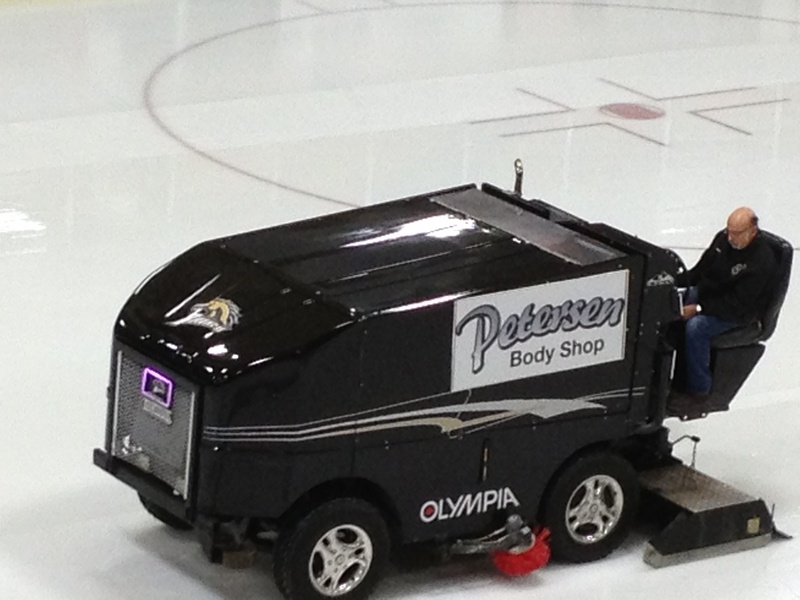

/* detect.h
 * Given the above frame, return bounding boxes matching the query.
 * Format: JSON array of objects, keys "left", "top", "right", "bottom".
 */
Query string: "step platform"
[{"left": 639, "top": 464, "right": 776, "bottom": 567}]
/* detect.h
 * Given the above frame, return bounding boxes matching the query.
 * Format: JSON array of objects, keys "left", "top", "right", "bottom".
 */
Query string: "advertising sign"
[{"left": 452, "top": 270, "right": 628, "bottom": 391}]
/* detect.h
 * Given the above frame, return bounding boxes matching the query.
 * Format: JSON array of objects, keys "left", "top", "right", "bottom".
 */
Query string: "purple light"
[{"left": 141, "top": 367, "right": 174, "bottom": 409}]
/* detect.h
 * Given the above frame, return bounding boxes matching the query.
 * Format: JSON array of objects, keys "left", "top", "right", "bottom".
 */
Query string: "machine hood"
[{"left": 115, "top": 241, "right": 354, "bottom": 384}]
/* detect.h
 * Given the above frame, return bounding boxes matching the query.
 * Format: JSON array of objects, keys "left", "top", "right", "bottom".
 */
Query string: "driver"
[{"left": 667, "top": 207, "right": 777, "bottom": 415}]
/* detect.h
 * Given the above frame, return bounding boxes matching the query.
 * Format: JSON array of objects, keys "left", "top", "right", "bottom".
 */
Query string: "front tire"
[
  {"left": 138, "top": 494, "right": 193, "bottom": 531},
  {"left": 542, "top": 452, "right": 638, "bottom": 563},
  {"left": 274, "top": 498, "right": 390, "bottom": 600}
]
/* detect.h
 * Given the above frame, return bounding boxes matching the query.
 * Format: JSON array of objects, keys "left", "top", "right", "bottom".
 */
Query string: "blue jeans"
[{"left": 683, "top": 287, "right": 738, "bottom": 394}]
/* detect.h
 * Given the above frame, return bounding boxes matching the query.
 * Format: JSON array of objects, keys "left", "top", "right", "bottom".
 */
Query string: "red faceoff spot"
[{"left": 600, "top": 103, "right": 665, "bottom": 120}]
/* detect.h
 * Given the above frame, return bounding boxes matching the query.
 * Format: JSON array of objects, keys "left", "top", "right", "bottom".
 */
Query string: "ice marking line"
[
  {"left": 143, "top": 2, "right": 800, "bottom": 203},
  {"left": 470, "top": 88, "right": 575, "bottom": 124},
  {"left": 470, "top": 110, "right": 572, "bottom": 125},
  {"left": 689, "top": 112, "right": 752, "bottom": 136},
  {"left": 605, "top": 123, "right": 666, "bottom": 147},
  {"left": 294, "top": 0, "right": 330, "bottom": 14},
  {"left": 515, "top": 88, "right": 576, "bottom": 111},
  {"left": 696, "top": 99, "right": 792, "bottom": 112},
  {"left": 599, "top": 79, "right": 758, "bottom": 101},
  {"left": 501, "top": 122, "right": 665, "bottom": 147},
  {"left": 559, "top": 2, "right": 800, "bottom": 26},
  {"left": 143, "top": 14, "right": 357, "bottom": 209},
  {"left": 689, "top": 99, "right": 791, "bottom": 135},
  {"left": 501, "top": 123, "right": 605, "bottom": 137}
]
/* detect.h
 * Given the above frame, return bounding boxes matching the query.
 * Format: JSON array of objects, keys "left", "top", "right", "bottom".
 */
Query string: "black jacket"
[{"left": 676, "top": 230, "right": 777, "bottom": 323}]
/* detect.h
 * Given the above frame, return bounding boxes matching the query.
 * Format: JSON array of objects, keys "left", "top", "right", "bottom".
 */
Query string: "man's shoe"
[{"left": 666, "top": 390, "right": 710, "bottom": 418}]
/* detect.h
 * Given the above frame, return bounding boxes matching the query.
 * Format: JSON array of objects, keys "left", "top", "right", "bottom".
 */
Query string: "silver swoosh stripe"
[
  {"left": 203, "top": 389, "right": 644, "bottom": 444},
  {"left": 204, "top": 387, "right": 643, "bottom": 434}
]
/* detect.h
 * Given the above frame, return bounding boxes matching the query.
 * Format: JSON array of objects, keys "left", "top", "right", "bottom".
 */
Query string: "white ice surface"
[{"left": 1, "top": 1, "right": 799, "bottom": 598}]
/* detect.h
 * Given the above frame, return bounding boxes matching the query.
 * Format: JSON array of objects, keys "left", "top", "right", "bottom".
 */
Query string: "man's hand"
[{"left": 682, "top": 304, "right": 700, "bottom": 320}]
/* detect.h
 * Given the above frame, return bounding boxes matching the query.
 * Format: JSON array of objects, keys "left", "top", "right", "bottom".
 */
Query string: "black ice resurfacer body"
[{"left": 94, "top": 163, "right": 792, "bottom": 600}]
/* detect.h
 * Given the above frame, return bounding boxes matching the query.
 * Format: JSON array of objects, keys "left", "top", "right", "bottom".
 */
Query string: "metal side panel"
[{"left": 639, "top": 464, "right": 775, "bottom": 567}]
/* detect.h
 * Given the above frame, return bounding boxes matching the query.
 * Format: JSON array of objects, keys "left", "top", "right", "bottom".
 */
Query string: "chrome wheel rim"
[
  {"left": 565, "top": 475, "right": 624, "bottom": 545},
  {"left": 308, "top": 524, "right": 373, "bottom": 597}
]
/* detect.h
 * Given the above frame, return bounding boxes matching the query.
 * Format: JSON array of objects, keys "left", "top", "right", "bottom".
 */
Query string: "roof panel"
[{"left": 220, "top": 187, "right": 626, "bottom": 314}]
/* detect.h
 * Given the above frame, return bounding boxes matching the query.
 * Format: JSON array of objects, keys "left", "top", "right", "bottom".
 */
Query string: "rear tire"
[
  {"left": 542, "top": 452, "right": 638, "bottom": 563},
  {"left": 138, "top": 494, "right": 193, "bottom": 531},
  {"left": 274, "top": 498, "right": 390, "bottom": 600}
]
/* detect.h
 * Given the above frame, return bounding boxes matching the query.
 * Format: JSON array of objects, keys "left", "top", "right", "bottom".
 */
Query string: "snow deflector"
[{"left": 638, "top": 463, "right": 788, "bottom": 567}]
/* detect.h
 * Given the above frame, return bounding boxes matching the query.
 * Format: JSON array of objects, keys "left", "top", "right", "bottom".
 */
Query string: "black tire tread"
[
  {"left": 273, "top": 497, "right": 390, "bottom": 600},
  {"left": 542, "top": 451, "right": 638, "bottom": 563},
  {"left": 138, "top": 494, "right": 193, "bottom": 531}
]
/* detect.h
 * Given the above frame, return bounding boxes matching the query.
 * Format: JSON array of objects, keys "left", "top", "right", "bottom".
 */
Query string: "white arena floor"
[{"left": 1, "top": 1, "right": 799, "bottom": 598}]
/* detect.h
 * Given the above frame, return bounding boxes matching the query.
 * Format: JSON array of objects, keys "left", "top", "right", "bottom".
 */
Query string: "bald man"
[{"left": 668, "top": 207, "right": 777, "bottom": 413}]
